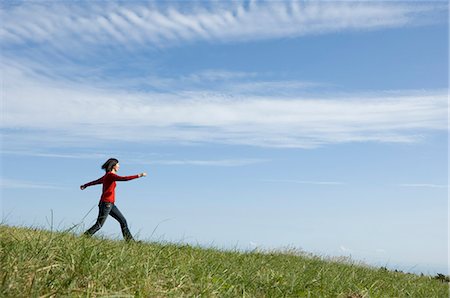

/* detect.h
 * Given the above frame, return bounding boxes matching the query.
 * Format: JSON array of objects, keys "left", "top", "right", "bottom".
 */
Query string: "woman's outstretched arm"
[
  {"left": 80, "top": 176, "right": 104, "bottom": 190},
  {"left": 110, "top": 172, "right": 147, "bottom": 181}
]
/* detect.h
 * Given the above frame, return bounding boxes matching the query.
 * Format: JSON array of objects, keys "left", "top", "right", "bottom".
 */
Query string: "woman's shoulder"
[{"left": 103, "top": 172, "right": 115, "bottom": 179}]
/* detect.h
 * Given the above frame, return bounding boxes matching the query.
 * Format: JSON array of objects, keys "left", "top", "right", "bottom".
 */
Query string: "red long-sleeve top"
[{"left": 83, "top": 172, "right": 139, "bottom": 203}]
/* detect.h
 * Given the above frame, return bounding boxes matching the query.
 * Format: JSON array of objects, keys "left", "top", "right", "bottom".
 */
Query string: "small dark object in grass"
[
  {"left": 346, "top": 293, "right": 365, "bottom": 298},
  {"left": 433, "top": 274, "right": 450, "bottom": 283}
]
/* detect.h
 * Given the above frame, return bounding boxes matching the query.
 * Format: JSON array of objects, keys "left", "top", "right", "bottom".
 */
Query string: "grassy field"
[{"left": 1, "top": 225, "right": 448, "bottom": 297}]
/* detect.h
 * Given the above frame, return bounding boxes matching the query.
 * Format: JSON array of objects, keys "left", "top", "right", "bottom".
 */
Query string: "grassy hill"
[{"left": 1, "top": 225, "right": 448, "bottom": 297}]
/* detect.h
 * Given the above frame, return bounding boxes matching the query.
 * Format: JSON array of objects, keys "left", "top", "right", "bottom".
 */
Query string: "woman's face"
[{"left": 113, "top": 163, "right": 120, "bottom": 172}]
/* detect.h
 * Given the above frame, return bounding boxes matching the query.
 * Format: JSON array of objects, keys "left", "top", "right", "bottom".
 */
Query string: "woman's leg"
[
  {"left": 109, "top": 204, "right": 134, "bottom": 241},
  {"left": 84, "top": 202, "right": 113, "bottom": 236}
]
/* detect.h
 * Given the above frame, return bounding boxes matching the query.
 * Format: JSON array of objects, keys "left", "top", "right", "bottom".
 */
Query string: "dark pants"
[{"left": 85, "top": 202, "right": 134, "bottom": 241}]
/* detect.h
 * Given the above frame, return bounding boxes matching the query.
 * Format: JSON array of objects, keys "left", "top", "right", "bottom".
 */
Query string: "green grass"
[{"left": 1, "top": 225, "right": 448, "bottom": 297}]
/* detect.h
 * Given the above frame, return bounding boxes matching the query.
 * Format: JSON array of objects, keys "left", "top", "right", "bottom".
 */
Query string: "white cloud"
[
  {"left": 0, "top": 149, "right": 267, "bottom": 167},
  {"left": 0, "top": 178, "right": 64, "bottom": 190},
  {"left": 0, "top": 150, "right": 109, "bottom": 160},
  {"left": 262, "top": 179, "right": 343, "bottom": 185},
  {"left": 145, "top": 159, "right": 269, "bottom": 167},
  {"left": 0, "top": 1, "right": 445, "bottom": 50},
  {"left": 2, "top": 64, "right": 447, "bottom": 149},
  {"left": 183, "top": 70, "right": 259, "bottom": 83},
  {"left": 102, "top": 70, "right": 323, "bottom": 95}
]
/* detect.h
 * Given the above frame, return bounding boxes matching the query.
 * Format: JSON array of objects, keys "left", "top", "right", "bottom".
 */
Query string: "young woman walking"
[{"left": 80, "top": 158, "right": 146, "bottom": 241}]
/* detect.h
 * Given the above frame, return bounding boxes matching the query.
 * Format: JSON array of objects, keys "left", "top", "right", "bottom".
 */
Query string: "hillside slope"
[{"left": 1, "top": 225, "right": 448, "bottom": 297}]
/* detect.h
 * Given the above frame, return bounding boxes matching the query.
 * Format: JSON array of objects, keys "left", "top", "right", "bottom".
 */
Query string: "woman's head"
[{"left": 102, "top": 158, "right": 119, "bottom": 172}]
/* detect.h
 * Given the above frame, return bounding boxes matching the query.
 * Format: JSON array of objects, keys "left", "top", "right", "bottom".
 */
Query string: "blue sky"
[{"left": 1, "top": 1, "right": 448, "bottom": 274}]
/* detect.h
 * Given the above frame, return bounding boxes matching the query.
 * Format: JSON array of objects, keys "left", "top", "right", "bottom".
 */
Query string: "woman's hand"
[
  {"left": 139, "top": 172, "right": 147, "bottom": 178},
  {"left": 80, "top": 185, "right": 86, "bottom": 190}
]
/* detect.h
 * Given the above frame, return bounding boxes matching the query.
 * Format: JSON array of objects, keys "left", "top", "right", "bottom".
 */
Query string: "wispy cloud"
[
  {"left": 262, "top": 179, "right": 344, "bottom": 185},
  {"left": 2, "top": 63, "right": 447, "bottom": 149},
  {"left": 1, "top": 1, "right": 445, "bottom": 50},
  {"left": 0, "top": 178, "right": 64, "bottom": 190},
  {"left": 1, "top": 2, "right": 446, "bottom": 150},
  {"left": 111, "top": 70, "right": 322, "bottom": 95},
  {"left": 399, "top": 183, "right": 448, "bottom": 189},
  {"left": 183, "top": 70, "right": 259, "bottom": 83},
  {"left": 0, "top": 150, "right": 109, "bottom": 160},
  {"left": 165, "top": 70, "right": 324, "bottom": 95},
  {"left": 143, "top": 159, "right": 269, "bottom": 167},
  {"left": 0, "top": 149, "right": 267, "bottom": 167}
]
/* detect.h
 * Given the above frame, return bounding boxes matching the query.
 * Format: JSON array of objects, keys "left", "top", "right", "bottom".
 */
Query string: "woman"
[{"left": 80, "top": 158, "right": 146, "bottom": 241}]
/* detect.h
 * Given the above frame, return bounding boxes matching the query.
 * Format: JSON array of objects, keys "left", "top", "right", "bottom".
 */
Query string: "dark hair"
[{"left": 102, "top": 158, "right": 119, "bottom": 172}]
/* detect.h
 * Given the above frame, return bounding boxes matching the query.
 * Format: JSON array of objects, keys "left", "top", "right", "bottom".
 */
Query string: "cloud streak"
[
  {"left": 143, "top": 159, "right": 269, "bottom": 167},
  {"left": 0, "top": 150, "right": 110, "bottom": 160},
  {"left": 262, "top": 179, "right": 344, "bottom": 185},
  {"left": 0, "top": 178, "right": 64, "bottom": 190},
  {"left": 2, "top": 64, "right": 447, "bottom": 149},
  {"left": 1, "top": 1, "right": 445, "bottom": 51}
]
